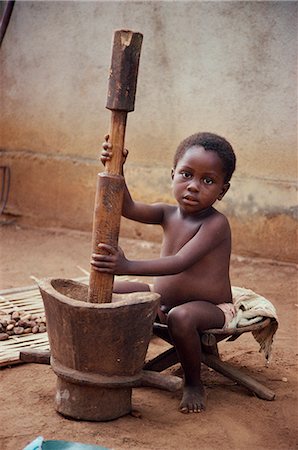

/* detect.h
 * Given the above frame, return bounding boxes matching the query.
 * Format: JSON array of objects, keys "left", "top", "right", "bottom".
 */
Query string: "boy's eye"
[
  {"left": 181, "top": 171, "right": 192, "bottom": 179},
  {"left": 203, "top": 177, "right": 214, "bottom": 185}
]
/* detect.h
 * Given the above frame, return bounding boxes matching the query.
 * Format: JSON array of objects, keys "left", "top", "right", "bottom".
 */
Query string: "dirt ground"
[{"left": 0, "top": 222, "right": 297, "bottom": 450}]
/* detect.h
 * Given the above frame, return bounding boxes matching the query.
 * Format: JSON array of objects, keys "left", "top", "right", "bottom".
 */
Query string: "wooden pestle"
[{"left": 88, "top": 30, "right": 143, "bottom": 303}]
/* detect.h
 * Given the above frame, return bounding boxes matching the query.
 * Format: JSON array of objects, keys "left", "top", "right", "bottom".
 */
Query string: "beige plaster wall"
[{"left": 1, "top": 1, "right": 297, "bottom": 262}]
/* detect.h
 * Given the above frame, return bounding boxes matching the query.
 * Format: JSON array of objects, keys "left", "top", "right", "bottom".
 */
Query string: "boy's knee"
[{"left": 167, "top": 306, "right": 192, "bottom": 334}]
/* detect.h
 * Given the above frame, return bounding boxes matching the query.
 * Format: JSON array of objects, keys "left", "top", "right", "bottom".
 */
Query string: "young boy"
[{"left": 91, "top": 132, "right": 236, "bottom": 414}]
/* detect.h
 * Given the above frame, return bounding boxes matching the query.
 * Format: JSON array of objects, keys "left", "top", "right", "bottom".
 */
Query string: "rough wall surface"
[{"left": 1, "top": 1, "right": 297, "bottom": 262}]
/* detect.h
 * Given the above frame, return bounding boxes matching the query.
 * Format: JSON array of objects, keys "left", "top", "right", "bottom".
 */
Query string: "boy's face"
[{"left": 171, "top": 145, "right": 230, "bottom": 214}]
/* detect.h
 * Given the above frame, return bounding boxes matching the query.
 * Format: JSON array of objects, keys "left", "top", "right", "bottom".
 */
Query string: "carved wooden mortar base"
[{"left": 38, "top": 278, "right": 159, "bottom": 421}]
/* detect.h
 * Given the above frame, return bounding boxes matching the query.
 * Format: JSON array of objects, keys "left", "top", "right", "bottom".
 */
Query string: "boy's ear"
[{"left": 218, "top": 183, "right": 230, "bottom": 201}]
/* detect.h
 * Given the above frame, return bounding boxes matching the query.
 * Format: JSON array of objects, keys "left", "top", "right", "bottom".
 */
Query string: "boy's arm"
[
  {"left": 92, "top": 214, "right": 230, "bottom": 276},
  {"left": 101, "top": 135, "right": 165, "bottom": 225},
  {"left": 122, "top": 180, "right": 165, "bottom": 224}
]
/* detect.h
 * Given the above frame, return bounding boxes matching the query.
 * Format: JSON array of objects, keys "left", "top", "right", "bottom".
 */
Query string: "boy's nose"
[{"left": 187, "top": 180, "right": 200, "bottom": 192}]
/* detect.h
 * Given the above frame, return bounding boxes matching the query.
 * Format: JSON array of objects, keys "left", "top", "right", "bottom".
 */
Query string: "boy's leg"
[
  {"left": 167, "top": 301, "right": 225, "bottom": 413},
  {"left": 113, "top": 280, "right": 151, "bottom": 294},
  {"left": 113, "top": 281, "right": 167, "bottom": 323}
]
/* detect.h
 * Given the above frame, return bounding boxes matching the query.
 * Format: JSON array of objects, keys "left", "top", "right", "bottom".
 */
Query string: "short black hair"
[{"left": 173, "top": 132, "right": 236, "bottom": 183}]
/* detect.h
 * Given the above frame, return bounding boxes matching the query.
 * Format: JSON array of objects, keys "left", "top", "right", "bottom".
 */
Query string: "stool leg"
[
  {"left": 201, "top": 352, "right": 275, "bottom": 401},
  {"left": 201, "top": 333, "right": 219, "bottom": 357},
  {"left": 144, "top": 347, "right": 178, "bottom": 372}
]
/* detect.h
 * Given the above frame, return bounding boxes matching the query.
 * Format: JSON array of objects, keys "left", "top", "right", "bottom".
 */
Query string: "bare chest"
[{"left": 161, "top": 216, "right": 202, "bottom": 256}]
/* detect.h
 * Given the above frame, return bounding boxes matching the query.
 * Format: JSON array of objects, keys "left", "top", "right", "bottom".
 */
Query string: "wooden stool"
[{"left": 144, "top": 318, "right": 275, "bottom": 400}]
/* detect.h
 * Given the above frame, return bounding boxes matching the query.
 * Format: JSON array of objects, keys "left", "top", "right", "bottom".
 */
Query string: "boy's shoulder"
[
  {"left": 209, "top": 207, "right": 228, "bottom": 219},
  {"left": 207, "top": 207, "right": 229, "bottom": 222},
  {"left": 204, "top": 208, "right": 231, "bottom": 233},
  {"left": 154, "top": 202, "right": 177, "bottom": 214},
  {"left": 162, "top": 204, "right": 230, "bottom": 230}
]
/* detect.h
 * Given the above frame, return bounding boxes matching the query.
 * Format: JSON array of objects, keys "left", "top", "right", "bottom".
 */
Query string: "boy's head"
[{"left": 173, "top": 132, "right": 236, "bottom": 183}]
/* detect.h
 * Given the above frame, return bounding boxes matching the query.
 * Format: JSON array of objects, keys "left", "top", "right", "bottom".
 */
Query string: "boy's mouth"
[{"left": 183, "top": 195, "right": 199, "bottom": 205}]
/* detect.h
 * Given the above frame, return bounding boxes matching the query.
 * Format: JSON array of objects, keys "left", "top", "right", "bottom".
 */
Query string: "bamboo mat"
[{"left": 0, "top": 277, "right": 89, "bottom": 368}]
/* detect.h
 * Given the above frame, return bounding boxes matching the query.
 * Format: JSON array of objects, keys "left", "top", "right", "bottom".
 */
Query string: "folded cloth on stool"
[{"left": 227, "top": 286, "right": 278, "bottom": 362}]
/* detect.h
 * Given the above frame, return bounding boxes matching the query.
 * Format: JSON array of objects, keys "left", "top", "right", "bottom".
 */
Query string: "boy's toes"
[
  {"left": 192, "top": 403, "right": 202, "bottom": 413},
  {"left": 179, "top": 406, "right": 189, "bottom": 414},
  {"left": 179, "top": 403, "right": 202, "bottom": 414},
  {"left": 179, "top": 385, "right": 206, "bottom": 414}
]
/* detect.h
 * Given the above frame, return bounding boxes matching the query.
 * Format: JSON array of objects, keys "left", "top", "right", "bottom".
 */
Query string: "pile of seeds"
[{"left": 0, "top": 310, "right": 47, "bottom": 341}]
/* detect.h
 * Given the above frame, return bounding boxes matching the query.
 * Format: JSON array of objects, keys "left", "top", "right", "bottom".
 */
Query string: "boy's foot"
[{"left": 179, "top": 384, "right": 206, "bottom": 413}]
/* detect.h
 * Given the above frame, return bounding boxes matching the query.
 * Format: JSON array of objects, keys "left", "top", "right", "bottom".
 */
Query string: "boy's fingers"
[
  {"left": 104, "top": 133, "right": 110, "bottom": 141},
  {"left": 91, "top": 253, "right": 105, "bottom": 260},
  {"left": 101, "top": 150, "right": 111, "bottom": 158},
  {"left": 91, "top": 266, "right": 113, "bottom": 273},
  {"left": 97, "top": 243, "right": 116, "bottom": 254},
  {"left": 91, "top": 251, "right": 114, "bottom": 260},
  {"left": 91, "top": 259, "right": 113, "bottom": 267}
]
